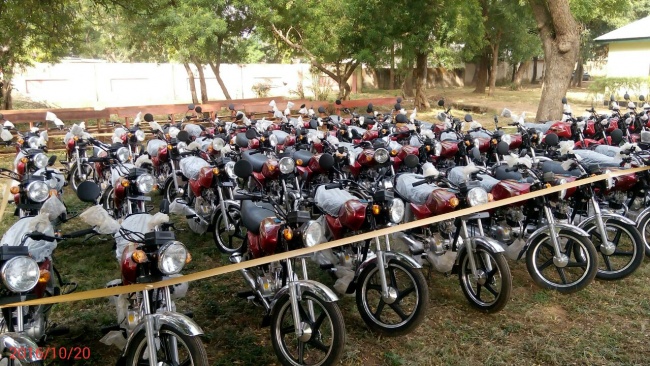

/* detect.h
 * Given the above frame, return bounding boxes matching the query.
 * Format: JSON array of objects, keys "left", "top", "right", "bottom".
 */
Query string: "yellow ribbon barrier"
[{"left": 3, "top": 165, "right": 649, "bottom": 308}]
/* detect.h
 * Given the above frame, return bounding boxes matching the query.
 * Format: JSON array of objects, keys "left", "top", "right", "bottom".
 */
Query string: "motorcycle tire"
[
  {"left": 635, "top": 213, "right": 650, "bottom": 256},
  {"left": 123, "top": 325, "right": 208, "bottom": 366},
  {"left": 355, "top": 259, "right": 428, "bottom": 336},
  {"left": 68, "top": 163, "right": 95, "bottom": 192},
  {"left": 271, "top": 291, "right": 345, "bottom": 366},
  {"left": 163, "top": 176, "right": 186, "bottom": 203},
  {"left": 212, "top": 203, "right": 247, "bottom": 254},
  {"left": 525, "top": 229, "right": 598, "bottom": 294},
  {"left": 458, "top": 247, "right": 512, "bottom": 313},
  {"left": 583, "top": 219, "right": 645, "bottom": 280}
]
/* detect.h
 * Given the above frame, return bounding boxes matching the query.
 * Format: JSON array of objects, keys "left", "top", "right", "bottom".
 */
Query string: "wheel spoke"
[
  {"left": 565, "top": 261, "right": 588, "bottom": 268},
  {"left": 612, "top": 228, "right": 623, "bottom": 245},
  {"left": 396, "top": 286, "right": 415, "bottom": 301},
  {"left": 388, "top": 267, "right": 398, "bottom": 288},
  {"left": 602, "top": 254, "right": 613, "bottom": 271},
  {"left": 281, "top": 325, "right": 294, "bottom": 335},
  {"left": 179, "top": 359, "right": 192, "bottom": 366},
  {"left": 388, "top": 302, "right": 408, "bottom": 321},
  {"left": 312, "top": 312, "right": 327, "bottom": 332},
  {"left": 613, "top": 249, "right": 633, "bottom": 256},
  {"left": 373, "top": 299, "right": 386, "bottom": 319},
  {"left": 538, "top": 257, "right": 555, "bottom": 271},
  {"left": 367, "top": 284, "right": 383, "bottom": 293},
  {"left": 475, "top": 284, "right": 482, "bottom": 299},
  {"left": 308, "top": 339, "right": 330, "bottom": 353},
  {"left": 298, "top": 341, "right": 305, "bottom": 364},
  {"left": 556, "top": 267, "right": 568, "bottom": 284}
]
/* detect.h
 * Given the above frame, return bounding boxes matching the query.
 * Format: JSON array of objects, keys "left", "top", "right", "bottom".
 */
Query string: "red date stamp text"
[{"left": 10, "top": 346, "right": 91, "bottom": 360}]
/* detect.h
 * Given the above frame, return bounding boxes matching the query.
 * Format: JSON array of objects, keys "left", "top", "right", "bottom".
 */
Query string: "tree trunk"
[
  {"left": 528, "top": 0, "right": 580, "bottom": 121},
  {"left": 474, "top": 51, "right": 489, "bottom": 94},
  {"left": 513, "top": 61, "right": 531, "bottom": 89},
  {"left": 511, "top": 63, "right": 517, "bottom": 83},
  {"left": 414, "top": 51, "right": 430, "bottom": 109},
  {"left": 192, "top": 58, "right": 208, "bottom": 104},
  {"left": 531, "top": 56, "right": 539, "bottom": 83},
  {"left": 183, "top": 63, "right": 199, "bottom": 105},
  {"left": 401, "top": 59, "right": 414, "bottom": 98},
  {"left": 488, "top": 41, "right": 500, "bottom": 97},
  {"left": 389, "top": 43, "right": 395, "bottom": 90},
  {"left": 1, "top": 81, "right": 11, "bottom": 110},
  {"left": 575, "top": 56, "right": 584, "bottom": 88},
  {"left": 209, "top": 37, "right": 232, "bottom": 100}
]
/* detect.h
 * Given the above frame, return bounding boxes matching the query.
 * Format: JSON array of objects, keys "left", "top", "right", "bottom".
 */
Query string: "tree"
[{"left": 528, "top": 0, "right": 581, "bottom": 121}]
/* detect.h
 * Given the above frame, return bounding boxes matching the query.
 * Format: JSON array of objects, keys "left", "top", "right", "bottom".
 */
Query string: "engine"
[{"left": 256, "top": 262, "right": 284, "bottom": 297}]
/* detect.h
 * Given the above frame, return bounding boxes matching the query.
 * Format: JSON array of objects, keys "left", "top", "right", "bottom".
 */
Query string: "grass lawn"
[{"left": 0, "top": 86, "right": 648, "bottom": 365}]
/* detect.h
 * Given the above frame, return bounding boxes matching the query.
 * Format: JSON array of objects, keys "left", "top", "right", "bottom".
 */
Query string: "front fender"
[
  {"left": 526, "top": 223, "right": 589, "bottom": 248},
  {"left": 635, "top": 206, "right": 650, "bottom": 227},
  {"left": 466, "top": 236, "right": 506, "bottom": 254},
  {"left": 122, "top": 312, "right": 204, "bottom": 357},
  {"left": 212, "top": 199, "right": 239, "bottom": 224},
  {"left": 0, "top": 333, "right": 41, "bottom": 362},
  {"left": 271, "top": 279, "right": 339, "bottom": 309},
  {"left": 357, "top": 251, "right": 423, "bottom": 276},
  {"left": 577, "top": 212, "right": 636, "bottom": 230}
]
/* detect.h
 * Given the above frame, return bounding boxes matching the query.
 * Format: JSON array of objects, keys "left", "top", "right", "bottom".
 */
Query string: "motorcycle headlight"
[
  {"left": 467, "top": 187, "right": 488, "bottom": 207},
  {"left": 116, "top": 147, "right": 130, "bottom": 162},
  {"left": 279, "top": 157, "right": 295, "bottom": 174},
  {"left": 604, "top": 170, "right": 614, "bottom": 190},
  {"left": 135, "top": 129, "right": 145, "bottom": 142},
  {"left": 389, "top": 198, "right": 405, "bottom": 223},
  {"left": 158, "top": 241, "right": 188, "bottom": 275},
  {"left": 27, "top": 181, "right": 49, "bottom": 202},
  {"left": 1, "top": 256, "right": 40, "bottom": 293},
  {"left": 434, "top": 141, "right": 442, "bottom": 156},
  {"left": 225, "top": 161, "right": 237, "bottom": 179},
  {"left": 501, "top": 134, "right": 512, "bottom": 145},
  {"left": 33, "top": 153, "right": 48, "bottom": 169},
  {"left": 28, "top": 136, "right": 39, "bottom": 149},
  {"left": 177, "top": 142, "right": 187, "bottom": 153},
  {"left": 136, "top": 173, "right": 155, "bottom": 194},
  {"left": 213, "top": 138, "right": 225, "bottom": 151},
  {"left": 302, "top": 221, "right": 323, "bottom": 247},
  {"left": 269, "top": 134, "right": 278, "bottom": 147},
  {"left": 558, "top": 178, "right": 568, "bottom": 199},
  {"left": 374, "top": 148, "right": 389, "bottom": 164}
]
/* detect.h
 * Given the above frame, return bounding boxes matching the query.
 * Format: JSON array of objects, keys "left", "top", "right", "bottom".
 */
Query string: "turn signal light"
[
  {"left": 296, "top": 159, "right": 303, "bottom": 166},
  {"left": 465, "top": 141, "right": 470, "bottom": 146},
  {"left": 38, "top": 269, "right": 51, "bottom": 284},
  {"left": 449, "top": 197, "right": 460, "bottom": 208},
  {"left": 261, "top": 137, "right": 266, "bottom": 142},
  {"left": 20, "top": 157, "right": 28, "bottom": 164},
  {"left": 73, "top": 136, "right": 79, "bottom": 141},
  {"left": 390, "top": 149, "right": 398, "bottom": 156},
  {"left": 366, "top": 155, "right": 373, "bottom": 162},
  {"left": 487, "top": 193, "right": 494, "bottom": 202},
  {"left": 425, "top": 146, "right": 431, "bottom": 152},
  {"left": 132, "top": 250, "right": 148, "bottom": 263},
  {"left": 545, "top": 183, "right": 552, "bottom": 189},
  {"left": 17, "top": 139, "right": 24, "bottom": 145},
  {"left": 372, "top": 204, "right": 381, "bottom": 215},
  {"left": 492, "top": 139, "right": 498, "bottom": 145},
  {"left": 167, "top": 144, "right": 172, "bottom": 150},
  {"left": 49, "top": 189, "right": 58, "bottom": 197},
  {"left": 283, "top": 228, "right": 294, "bottom": 240},
  {"left": 381, "top": 129, "right": 387, "bottom": 134},
  {"left": 267, "top": 163, "right": 276, "bottom": 171},
  {"left": 9, "top": 186, "right": 19, "bottom": 194},
  {"left": 165, "top": 133, "right": 171, "bottom": 140},
  {"left": 185, "top": 252, "right": 192, "bottom": 264},
  {"left": 121, "top": 179, "right": 130, "bottom": 187},
  {"left": 212, "top": 168, "right": 220, "bottom": 175},
  {"left": 207, "top": 146, "right": 214, "bottom": 153}
]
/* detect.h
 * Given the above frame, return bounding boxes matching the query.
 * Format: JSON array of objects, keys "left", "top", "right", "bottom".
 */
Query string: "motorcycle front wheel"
[
  {"left": 123, "top": 325, "right": 208, "bottom": 366},
  {"left": 356, "top": 259, "right": 428, "bottom": 336},
  {"left": 271, "top": 291, "right": 345, "bottom": 366},
  {"left": 212, "top": 203, "right": 247, "bottom": 254},
  {"left": 68, "top": 163, "right": 95, "bottom": 192},
  {"left": 458, "top": 247, "right": 512, "bottom": 313},
  {"left": 163, "top": 177, "right": 186, "bottom": 202},
  {"left": 635, "top": 213, "right": 650, "bottom": 256},
  {"left": 584, "top": 219, "right": 644, "bottom": 280},
  {"left": 525, "top": 230, "right": 598, "bottom": 293}
]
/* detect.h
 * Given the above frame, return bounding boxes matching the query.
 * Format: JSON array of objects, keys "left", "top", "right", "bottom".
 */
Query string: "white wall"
[
  {"left": 12, "top": 60, "right": 316, "bottom": 108},
  {"left": 606, "top": 41, "right": 650, "bottom": 78}
]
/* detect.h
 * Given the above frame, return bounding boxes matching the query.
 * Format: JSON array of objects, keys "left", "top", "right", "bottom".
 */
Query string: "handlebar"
[
  {"left": 324, "top": 183, "right": 342, "bottom": 190},
  {"left": 61, "top": 227, "right": 96, "bottom": 239},
  {"left": 412, "top": 180, "right": 428, "bottom": 187}
]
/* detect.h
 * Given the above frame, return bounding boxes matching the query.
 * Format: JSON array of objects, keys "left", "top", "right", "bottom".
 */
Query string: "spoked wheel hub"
[
  {"left": 473, "top": 270, "right": 487, "bottom": 286},
  {"left": 297, "top": 322, "right": 313, "bottom": 342},
  {"left": 600, "top": 241, "right": 616, "bottom": 255},
  {"left": 553, "top": 253, "right": 569, "bottom": 268},
  {"left": 382, "top": 287, "right": 399, "bottom": 305}
]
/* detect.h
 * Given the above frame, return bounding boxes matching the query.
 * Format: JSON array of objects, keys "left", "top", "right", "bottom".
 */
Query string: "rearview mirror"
[
  {"left": 245, "top": 128, "right": 258, "bottom": 140},
  {"left": 319, "top": 153, "right": 335, "bottom": 170},
  {"left": 437, "top": 100, "right": 445, "bottom": 107},
  {"left": 77, "top": 181, "right": 101, "bottom": 203},
  {"left": 309, "top": 119, "right": 319, "bottom": 129},
  {"left": 48, "top": 155, "right": 57, "bottom": 166},
  {"left": 195, "top": 106, "right": 202, "bottom": 114},
  {"left": 187, "top": 104, "right": 195, "bottom": 111},
  {"left": 472, "top": 147, "right": 481, "bottom": 161},
  {"left": 176, "top": 130, "right": 190, "bottom": 142},
  {"left": 464, "top": 114, "right": 473, "bottom": 123},
  {"left": 610, "top": 128, "right": 623, "bottom": 145},
  {"left": 496, "top": 141, "right": 510, "bottom": 156},
  {"left": 233, "top": 160, "right": 253, "bottom": 179},
  {"left": 545, "top": 133, "right": 559, "bottom": 147},
  {"left": 561, "top": 97, "right": 568, "bottom": 104},
  {"left": 404, "top": 154, "right": 419, "bottom": 169}
]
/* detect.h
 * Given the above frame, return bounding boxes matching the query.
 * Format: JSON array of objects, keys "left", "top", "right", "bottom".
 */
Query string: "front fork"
[
  {"left": 460, "top": 218, "right": 494, "bottom": 278},
  {"left": 591, "top": 196, "right": 615, "bottom": 255},
  {"left": 141, "top": 288, "right": 179, "bottom": 366},
  {"left": 286, "top": 259, "right": 315, "bottom": 341},
  {"left": 216, "top": 186, "right": 230, "bottom": 229},
  {"left": 543, "top": 205, "right": 569, "bottom": 267}
]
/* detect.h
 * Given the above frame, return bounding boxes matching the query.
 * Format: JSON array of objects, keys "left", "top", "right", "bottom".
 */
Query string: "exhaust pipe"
[
  {"left": 230, "top": 253, "right": 271, "bottom": 311},
  {"left": 392, "top": 232, "right": 424, "bottom": 255}
]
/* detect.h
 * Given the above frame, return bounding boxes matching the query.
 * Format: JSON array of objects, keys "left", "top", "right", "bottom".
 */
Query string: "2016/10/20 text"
[{"left": 10, "top": 346, "right": 91, "bottom": 361}]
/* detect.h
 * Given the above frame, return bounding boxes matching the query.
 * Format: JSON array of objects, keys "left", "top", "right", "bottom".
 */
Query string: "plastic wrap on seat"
[
  {"left": 395, "top": 174, "right": 437, "bottom": 204},
  {"left": 271, "top": 130, "right": 289, "bottom": 144},
  {"left": 1, "top": 216, "right": 57, "bottom": 262},
  {"left": 80, "top": 205, "right": 121, "bottom": 234},
  {"left": 314, "top": 185, "right": 357, "bottom": 217},
  {"left": 114, "top": 213, "right": 153, "bottom": 261},
  {"left": 573, "top": 149, "right": 621, "bottom": 167},
  {"left": 448, "top": 166, "right": 500, "bottom": 192},
  {"left": 179, "top": 156, "right": 209, "bottom": 180},
  {"left": 111, "top": 164, "right": 135, "bottom": 188},
  {"left": 147, "top": 139, "right": 167, "bottom": 157},
  {"left": 195, "top": 137, "right": 212, "bottom": 151},
  {"left": 524, "top": 122, "right": 552, "bottom": 134},
  {"left": 348, "top": 126, "right": 366, "bottom": 136},
  {"left": 469, "top": 131, "right": 492, "bottom": 139},
  {"left": 34, "top": 168, "right": 65, "bottom": 191},
  {"left": 1, "top": 129, "right": 12, "bottom": 142},
  {"left": 112, "top": 128, "right": 127, "bottom": 144},
  {"left": 184, "top": 124, "right": 202, "bottom": 138},
  {"left": 13, "top": 151, "right": 24, "bottom": 171},
  {"left": 594, "top": 144, "right": 620, "bottom": 158},
  {"left": 440, "top": 132, "right": 458, "bottom": 141}
]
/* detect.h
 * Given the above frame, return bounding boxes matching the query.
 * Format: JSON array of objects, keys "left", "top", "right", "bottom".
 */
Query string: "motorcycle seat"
[
  {"left": 293, "top": 150, "right": 313, "bottom": 166},
  {"left": 235, "top": 132, "right": 249, "bottom": 148},
  {"left": 242, "top": 150, "right": 268, "bottom": 172},
  {"left": 271, "top": 130, "right": 289, "bottom": 145},
  {"left": 395, "top": 174, "right": 437, "bottom": 204},
  {"left": 241, "top": 200, "right": 275, "bottom": 235},
  {"left": 494, "top": 165, "right": 534, "bottom": 183},
  {"left": 539, "top": 161, "right": 581, "bottom": 177}
]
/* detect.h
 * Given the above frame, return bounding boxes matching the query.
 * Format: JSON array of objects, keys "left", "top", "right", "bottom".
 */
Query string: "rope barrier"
[{"left": 3, "top": 166, "right": 649, "bottom": 308}]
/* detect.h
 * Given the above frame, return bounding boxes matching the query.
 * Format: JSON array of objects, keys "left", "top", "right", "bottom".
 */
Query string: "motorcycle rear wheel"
[
  {"left": 584, "top": 219, "right": 644, "bottom": 280},
  {"left": 123, "top": 325, "right": 208, "bottom": 366},
  {"left": 356, "top": 260, "right": 428, "bottom": 336},
  {"left": 271, "top": 291, "right": 345, "bottom": 366},
  {"left": 458, "top": 247, "right": 512, "bottom": 313},
  {"left": 525, "top": 230, "right": 598, "bottom": 293}
]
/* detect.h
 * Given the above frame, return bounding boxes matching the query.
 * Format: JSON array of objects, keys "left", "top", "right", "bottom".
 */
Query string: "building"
[{"left": 595, "top": 16, "right": 650, "bottom": 78}]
